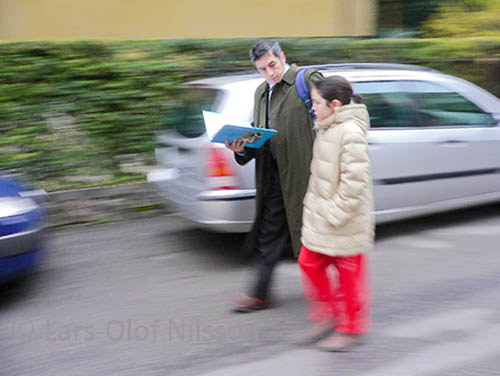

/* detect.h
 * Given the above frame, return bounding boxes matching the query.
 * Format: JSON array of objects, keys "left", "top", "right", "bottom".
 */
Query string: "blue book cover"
[{"left": 203, "top": 110, "right": 277, "bottom": 148}]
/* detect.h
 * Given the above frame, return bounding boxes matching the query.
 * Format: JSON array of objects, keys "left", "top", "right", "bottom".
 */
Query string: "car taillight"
[{"left": 205, "top": 144, "right": 239, "bottom": 190}]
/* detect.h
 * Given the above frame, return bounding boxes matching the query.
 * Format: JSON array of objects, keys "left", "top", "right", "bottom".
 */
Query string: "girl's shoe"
[
  {"left": 316, "top": 333, "right": 362, "bottom": 352},
  {"left": 291, "top": 322, "right": 333, "bottom": 345}
]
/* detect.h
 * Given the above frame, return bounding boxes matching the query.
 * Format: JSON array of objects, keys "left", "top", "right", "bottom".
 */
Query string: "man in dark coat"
[{"left": 226, "top": 39, "right": 322, "bottom": 312}]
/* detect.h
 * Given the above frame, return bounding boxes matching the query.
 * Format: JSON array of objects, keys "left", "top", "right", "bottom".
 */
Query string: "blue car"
[{"left": 0, "top": 175, "right": 45, "bottom": 283}]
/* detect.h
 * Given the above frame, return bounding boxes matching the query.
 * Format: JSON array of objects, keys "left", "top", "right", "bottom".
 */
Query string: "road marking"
[
  {"left": 384, "top": 308, "right": 494, "bottom": 339},
  {"left": 195, "top": 325, "right": 500, "bottom": 376},
  {"left": 361, "top": 325, "right": 500, "bottom": 376},
  {"left": 384, "top": 236, "right": 453, "bottom": 249},
  {"left": 426, "top": 225, "right": 500, "bottom": 237},
  {"left": 194, "top": 349, "right": 324, "bottom": 376}
]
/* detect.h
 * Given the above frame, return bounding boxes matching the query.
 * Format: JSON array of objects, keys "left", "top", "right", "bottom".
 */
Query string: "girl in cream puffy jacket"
[{"left": 296, "top": 76, "right": 374, "bottom": 352}]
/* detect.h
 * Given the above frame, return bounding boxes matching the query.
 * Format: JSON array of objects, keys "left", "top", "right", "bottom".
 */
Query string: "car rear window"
[{"left": 173, "top": 86, "right": 222, "bottom": 138}]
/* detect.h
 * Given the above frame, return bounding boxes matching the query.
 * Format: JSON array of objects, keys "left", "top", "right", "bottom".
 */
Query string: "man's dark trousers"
[{"left": 250, "top": 155, "right": 291, "bottom": 300}]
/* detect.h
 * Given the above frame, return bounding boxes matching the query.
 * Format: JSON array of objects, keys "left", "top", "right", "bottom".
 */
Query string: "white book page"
[{"left": 202, "top": 110, "right": 251, "bottom": 141}]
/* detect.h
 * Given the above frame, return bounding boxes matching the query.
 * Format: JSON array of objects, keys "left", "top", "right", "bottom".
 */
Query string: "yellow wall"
[{"left": 0, "top": 0, "right": 377, "bottom": 41}]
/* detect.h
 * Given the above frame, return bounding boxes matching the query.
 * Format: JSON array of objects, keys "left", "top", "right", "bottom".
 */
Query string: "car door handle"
[
  {"left": 368, "top": 142, "right": 383, "bottom": 149},
  {"left": 437, "top": 140, "right": 468, "bottom": 147}
]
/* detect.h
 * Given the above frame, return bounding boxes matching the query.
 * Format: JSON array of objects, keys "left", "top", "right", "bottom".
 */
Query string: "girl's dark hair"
[{"left": 314, "top": 75, "right": 363, "bottom": 105}]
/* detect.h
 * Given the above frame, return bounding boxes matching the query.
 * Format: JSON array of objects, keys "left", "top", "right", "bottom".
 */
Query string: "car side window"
[
  {"left": 352, "top": 81, "right": 419, "bottom": 128},
  {"left": 404, "top": 81, "right": 496, "bottom": 127}
]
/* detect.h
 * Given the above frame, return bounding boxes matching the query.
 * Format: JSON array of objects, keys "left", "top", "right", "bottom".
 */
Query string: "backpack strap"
[{"left": 296, "top": 68, "right": 315, "bottom": 121}]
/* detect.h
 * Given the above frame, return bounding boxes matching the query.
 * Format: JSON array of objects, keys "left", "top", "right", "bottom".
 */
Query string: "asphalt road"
[{"left": 1, "top": 205, "right": 500, "bottom": 376}]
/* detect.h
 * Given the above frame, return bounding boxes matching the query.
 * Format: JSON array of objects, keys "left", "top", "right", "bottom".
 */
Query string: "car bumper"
[
  {"left": 0, "top": 249, "right": 41, "bottom": 282},
  {"left": 148, "top": 168, "right": 255, "bottom": 233},
  {"left": 1, "top": 228, "right": 41, "bottom": 257},
  {"left": 0, "top": 226, "right": 43, "bottom": 282}
]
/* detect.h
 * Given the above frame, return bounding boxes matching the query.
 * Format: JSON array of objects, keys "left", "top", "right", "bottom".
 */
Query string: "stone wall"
[{"left": 45, "top": 182, "right": 170, "bottom": 229}]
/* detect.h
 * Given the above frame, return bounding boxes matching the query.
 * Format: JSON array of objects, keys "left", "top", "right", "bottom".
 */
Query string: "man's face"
[{"left": 254, "top": 52, "right": 287, "bottom": 85}]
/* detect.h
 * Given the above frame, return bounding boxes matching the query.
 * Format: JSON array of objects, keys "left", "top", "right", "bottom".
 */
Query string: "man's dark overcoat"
[{"left": 236, "top": 65, "right": 322, "bottom": 257}]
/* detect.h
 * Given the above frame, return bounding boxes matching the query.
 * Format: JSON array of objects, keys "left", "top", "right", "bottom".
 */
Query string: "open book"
[{"left": 202, "top": 110, "right": 277, "bottom": 149}]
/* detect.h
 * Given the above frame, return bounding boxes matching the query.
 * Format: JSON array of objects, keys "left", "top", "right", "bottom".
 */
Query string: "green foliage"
[
  {"left": 402, "top": 1, "right": 441, "bottom": 29},
  {"left": 0, "top": 38, "right": 499, "bottom": 191},
  {"left": 421, "top": 0, "right": 500, "bottom": 37}
]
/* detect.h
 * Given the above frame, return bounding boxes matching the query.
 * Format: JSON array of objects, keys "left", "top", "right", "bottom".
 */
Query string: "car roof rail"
[
  {"left": 308, "top": 63, "right": 437, "bottom": 72},
  {"left": 201, "top": 62, "right": 437, "bottom": 81}
]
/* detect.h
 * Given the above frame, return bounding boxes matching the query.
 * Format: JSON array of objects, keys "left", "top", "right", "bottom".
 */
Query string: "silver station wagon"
[{"left": 148, "top": 63, "right": 500, "bottom": 232}]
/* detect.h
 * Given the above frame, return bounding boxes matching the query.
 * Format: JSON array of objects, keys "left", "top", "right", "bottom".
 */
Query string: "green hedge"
[{"left": 1, "top": 38, "right": 499, "bottom": 191}]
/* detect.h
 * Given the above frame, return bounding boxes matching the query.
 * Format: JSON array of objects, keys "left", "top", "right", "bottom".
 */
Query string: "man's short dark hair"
[{"left": 249, "top": 40, "right": 282, "bottom": 65}]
